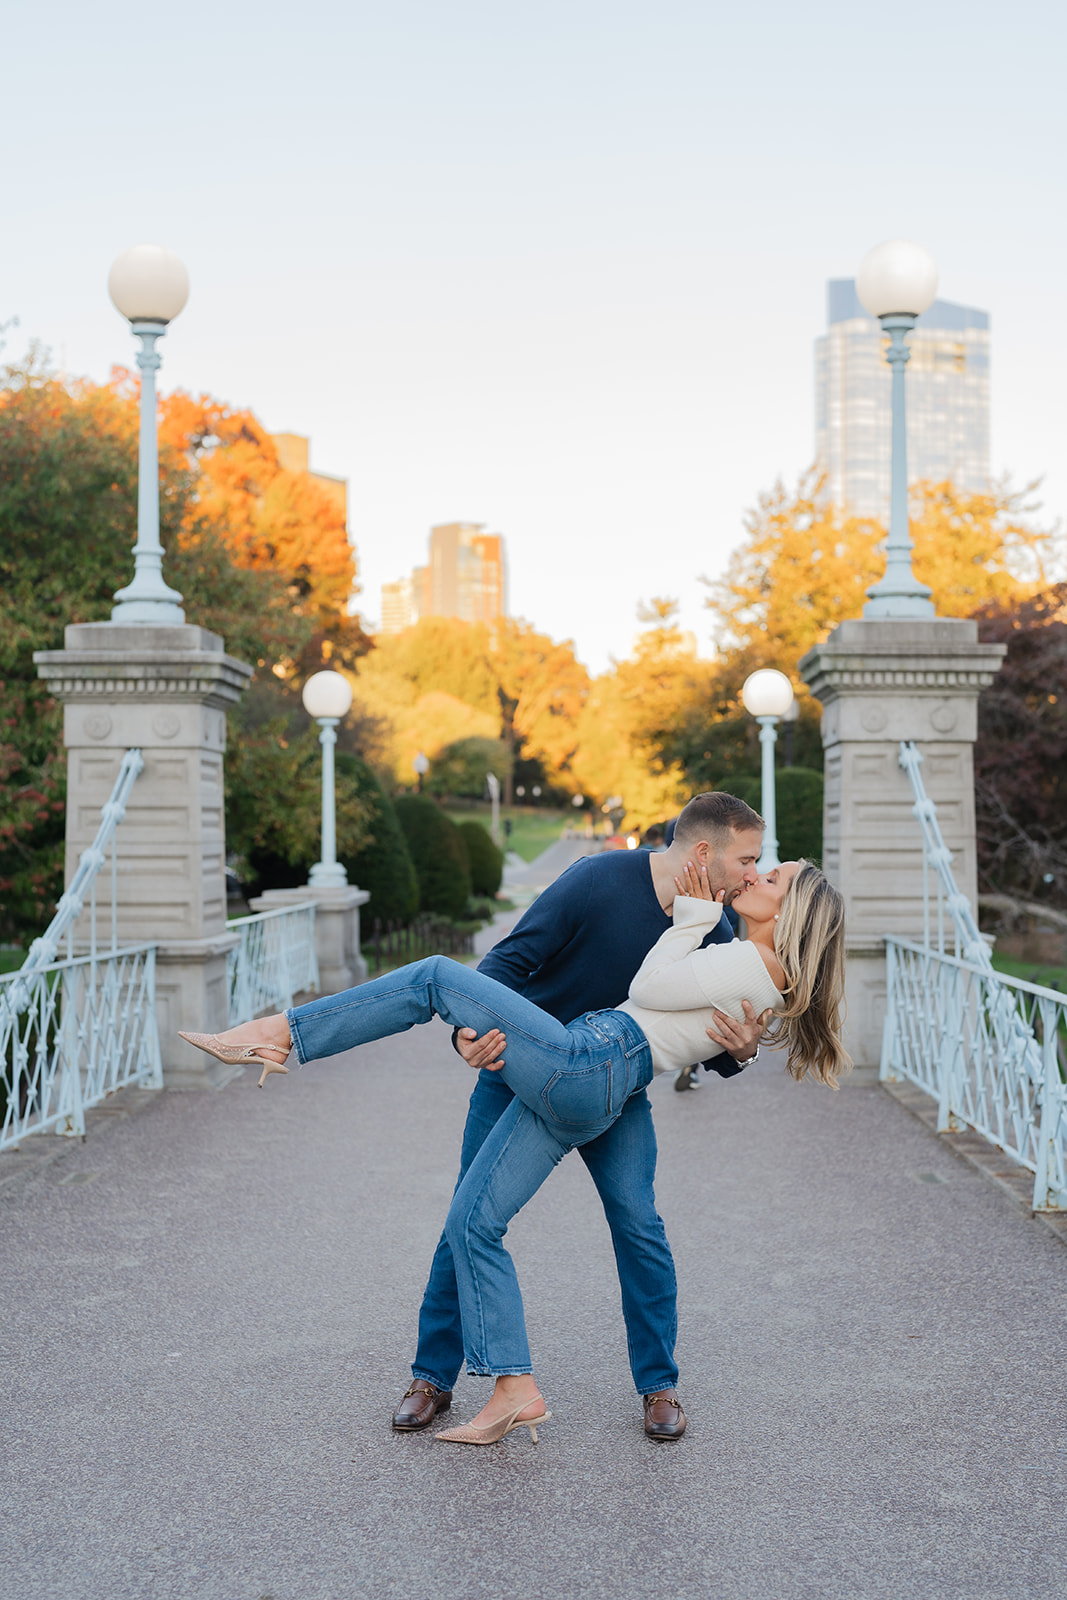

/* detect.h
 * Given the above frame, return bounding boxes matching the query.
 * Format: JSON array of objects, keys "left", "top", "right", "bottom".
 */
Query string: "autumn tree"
[
  {"left": 0, "top": 359, "right": 323, "bottom": 940},
  {"left": 570, "top": 601, "right": 719, "bottom": 829},
  {"left": 681, "top": 468, "right": 1063, "bottom": 795},
  {"left": 350, "top": 616, "right": 588, "bottom": 794},
  {"left": 973, "top": 584, "right": 1067, "bottom": 899}
]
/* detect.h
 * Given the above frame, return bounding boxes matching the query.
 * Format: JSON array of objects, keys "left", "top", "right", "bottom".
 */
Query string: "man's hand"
[
  {"left": 705, "top": 999, "right": 767, "bottom": 1062},
  {"left": 455, "top": 1026, "right": 506, "bottom": 1071}
]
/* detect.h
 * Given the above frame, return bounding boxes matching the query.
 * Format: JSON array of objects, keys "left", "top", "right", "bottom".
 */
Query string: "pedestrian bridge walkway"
[{"left": 1, "top": 1017, "right": 1062, "bottom": 1600}]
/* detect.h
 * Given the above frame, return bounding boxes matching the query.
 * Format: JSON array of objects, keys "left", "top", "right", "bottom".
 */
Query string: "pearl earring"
[{"left": 774, "top": 914, "right": 779, "bottom": 921}]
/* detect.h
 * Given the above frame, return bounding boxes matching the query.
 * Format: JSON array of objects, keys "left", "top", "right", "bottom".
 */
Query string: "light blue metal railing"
[
  {"left": 881, "top": 742, "right": 1067, "bottom": 1211},
  {"left": 1, "top": 750, "right": 162, "bottom": 1149},
  {"left": 226, "top": 903, "right": 319, "bottom": 1025}
]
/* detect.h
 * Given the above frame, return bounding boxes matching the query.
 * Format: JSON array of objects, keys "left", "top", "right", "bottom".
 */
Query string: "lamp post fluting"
[
  {"left": 302, "top": 671, "right": 353, "bottom": 889},
  {"left": 107, "top": 244, "right": 190, "bottom": 625},
  {"left": 856, "top": 239, "right": 938, "bottom": 620},
  {"left": 741, "top": 669, "right": 795, "bottom": 871}
]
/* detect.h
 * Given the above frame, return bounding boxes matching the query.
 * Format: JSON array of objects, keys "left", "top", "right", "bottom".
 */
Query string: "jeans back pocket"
[{"left": 541, "top": 1060, "right": 613, "bottom": 1127}]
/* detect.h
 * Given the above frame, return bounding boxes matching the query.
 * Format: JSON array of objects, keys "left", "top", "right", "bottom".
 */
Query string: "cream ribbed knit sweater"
[{"left": 616, "top": 896, "right": 783, "bottom": 1076}]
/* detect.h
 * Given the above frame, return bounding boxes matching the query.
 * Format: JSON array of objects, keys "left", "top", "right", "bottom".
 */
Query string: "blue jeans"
[
  {"left": 287, "top": 956, "right": 657, "bottom": 1379},
  {"left": 412, "top": 1073, "right": 679, "bottom": 1394}
]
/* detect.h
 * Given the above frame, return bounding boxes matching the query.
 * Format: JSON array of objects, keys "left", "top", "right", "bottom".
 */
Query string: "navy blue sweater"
[{"left": 477, "top": 849, "right": 744, "bottom": 1078}]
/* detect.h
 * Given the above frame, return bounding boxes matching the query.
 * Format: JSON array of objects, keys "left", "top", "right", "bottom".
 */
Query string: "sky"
[{"left": 4, "top": 0, "right": 1066, "bottom": 673}]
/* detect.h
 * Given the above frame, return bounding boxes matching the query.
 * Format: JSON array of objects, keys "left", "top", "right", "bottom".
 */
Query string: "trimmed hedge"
[
  {"left": 336, "top": 753, "right": 420, "bottom": 924},
  {"left": 725, "top": 767, "right": 824, "bottom": 863},
  {"left": 394, "top": 796, "right": 472, "bottom": 920},
  {"left": 458, "top": 820, "right": 504, "bottom": 897}
]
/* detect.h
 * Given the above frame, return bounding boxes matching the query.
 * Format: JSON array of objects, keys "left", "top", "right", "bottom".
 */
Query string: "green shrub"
[
  {"left": 394, "top": 796, "right": 472, "bottom": 920},
  {"left": 336, "top": 753, "right": 419, "bottom": 924},
  {"left": 457, "top": 820, "right": 504, "bottom": 896},
  {"left": 724, "top": 768, "right": 824, "bottom": 863},
  {"left": 428, "top": 736, "right": 513, "bottom": 798}
]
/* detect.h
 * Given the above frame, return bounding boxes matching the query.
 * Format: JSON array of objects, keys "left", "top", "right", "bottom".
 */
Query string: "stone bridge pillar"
[
  {"left": 800, "top": 618, "right": 1005, "bottom": 1068},
  {"left": 35, "top": 623, "right": 253, "bottom": 1089}
]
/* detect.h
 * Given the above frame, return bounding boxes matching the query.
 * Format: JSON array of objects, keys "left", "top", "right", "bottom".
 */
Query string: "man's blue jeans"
[
  {"left": 287, "top": 956, "right": 667, "bottom": 1380},
  {"left": 412, "top": 1069, "right": 680, "bottom": 1392}
]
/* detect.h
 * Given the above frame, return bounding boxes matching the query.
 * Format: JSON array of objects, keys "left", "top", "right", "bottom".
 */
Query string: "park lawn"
[
  {"left": 990, "top": 952, "right": 1067, "bottom": 991},
  {"left": 443, "top": 804, "right": 567, "bottom": 863},
  {"left": 0, "top": 948, "right": 24, "bottom": 975}
]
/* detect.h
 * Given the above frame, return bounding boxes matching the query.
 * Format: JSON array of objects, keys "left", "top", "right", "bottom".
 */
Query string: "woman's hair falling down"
[{"left": 769, "top": 862, "right": 851, "bottom": 1088}]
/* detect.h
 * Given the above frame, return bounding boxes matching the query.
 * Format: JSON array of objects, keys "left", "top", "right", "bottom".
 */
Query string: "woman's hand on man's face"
[{"left": 674, "top": 861, "right": 726, "bottom": 904}]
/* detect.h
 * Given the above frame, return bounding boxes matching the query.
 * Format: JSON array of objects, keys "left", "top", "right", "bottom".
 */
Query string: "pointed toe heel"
[{"left": 434, "top": 1401, "right": 550, "bottom": 1446}]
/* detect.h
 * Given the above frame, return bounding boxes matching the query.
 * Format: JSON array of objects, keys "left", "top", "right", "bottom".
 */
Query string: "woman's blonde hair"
[{"left": 767, "top": 862, "right": 850, "bottom": 1088}]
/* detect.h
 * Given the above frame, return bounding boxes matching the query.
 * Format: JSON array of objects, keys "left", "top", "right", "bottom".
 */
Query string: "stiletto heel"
[
  {"left": 435, "top": 1400, "right": 551, "bottom": 1446},
  {"left": 177, "top": 1030, "right": 291, "bottom": 1075}
]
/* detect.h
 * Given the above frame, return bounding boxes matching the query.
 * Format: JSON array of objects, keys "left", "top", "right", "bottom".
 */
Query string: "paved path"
[{"left": 1, "top": 1024, "right": 1064, "bottom": 1600}]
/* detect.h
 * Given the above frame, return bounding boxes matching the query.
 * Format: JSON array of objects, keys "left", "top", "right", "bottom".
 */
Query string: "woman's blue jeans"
[{"left": 287, "top": 955, "right": 654, "bottom": 1378}]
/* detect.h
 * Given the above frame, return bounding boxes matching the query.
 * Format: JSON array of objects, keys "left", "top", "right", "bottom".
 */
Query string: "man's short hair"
[{"left": 673, "top": 791, "right": 764, "bottom": 851}]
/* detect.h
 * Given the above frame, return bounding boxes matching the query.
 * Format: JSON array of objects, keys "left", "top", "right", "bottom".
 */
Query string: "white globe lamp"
[
  {"left": 108, "top": 244, "right": 191, "bottom": 624},
  {"left": 302, "top": 670, "right": 354, "bottom": 721},
  {"left": 742, "top": 670, "right": 795, "bottom": 870},
  {"left": 855, "top": 239, "right": 938, "bottom": 619},
  {"left": 302, "top": 671, "right": 352, "bottom": 887},
  {"left": 741, "top": 669, "right": 794, "bottom": 720},
  {"left": 108, "top": 244, "right": 190, "bottom": 324},
  {"left": 855, "top": 239, "right": 938, "bottom": 319}
]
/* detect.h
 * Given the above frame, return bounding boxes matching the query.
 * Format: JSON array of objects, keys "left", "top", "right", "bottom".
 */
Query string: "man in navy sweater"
[{"left": 391, "top": 791, "right": 767, "bottom": 1440}]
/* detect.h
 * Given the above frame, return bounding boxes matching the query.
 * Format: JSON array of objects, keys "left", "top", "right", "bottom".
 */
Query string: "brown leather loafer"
[
  {"left": 391, "top": 1381, "right": 453, "bottom": 1431},
  {"left": 643, "top": 1391, "right": 687, "bottom": 1440}
]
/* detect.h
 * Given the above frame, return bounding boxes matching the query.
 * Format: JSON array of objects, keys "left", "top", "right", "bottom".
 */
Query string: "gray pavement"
[{"left": 2, "top": 1026, "right": 1065, "bottom": 1600}]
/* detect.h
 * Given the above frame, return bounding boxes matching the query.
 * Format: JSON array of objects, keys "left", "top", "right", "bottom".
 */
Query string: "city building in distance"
[
  {"left": 380, "top": 522, "right": 507, "bottom": 633},
  {"left": 270, "top": 431, "right": 348, "bottom": 523},
  {"left": 815, "top": 279, "right": 990, "bottom": 519},
  {"left": 270, "top": 431, "right": 360, "bottom": 613}
]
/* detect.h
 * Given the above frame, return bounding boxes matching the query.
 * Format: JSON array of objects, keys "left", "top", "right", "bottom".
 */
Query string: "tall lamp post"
[
  {"left": 741, "top": 669, "right": 795, "bottom": 870},
  {"left": 412, "top": 750, "right": 429, "bottom": 793},
  {"left": 302, "top": 671, "right": 353, "bottom": 888},
  {"left": 856, "top": 239, "right": 939, "bottom": 620},
  {"left": 107, "top": 244, "right": 190, "bottom": 625}
]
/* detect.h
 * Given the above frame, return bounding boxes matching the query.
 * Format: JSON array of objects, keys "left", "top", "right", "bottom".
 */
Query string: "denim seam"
[
  {"left": 292, "top": 967, "right": 577, "bottom": 1064},
  {"left": 454, "top": 1107, "right": 532, "bottom": 1376}
]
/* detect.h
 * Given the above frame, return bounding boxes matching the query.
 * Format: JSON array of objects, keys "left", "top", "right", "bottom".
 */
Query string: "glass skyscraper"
[{"left": 815, "top": 279, "right": 990, "bottom": 519}]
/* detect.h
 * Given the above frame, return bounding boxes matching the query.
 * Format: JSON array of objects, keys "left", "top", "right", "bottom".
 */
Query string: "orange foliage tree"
[{"left": 152, "top": 383, "right": 366, "bottom": 673}]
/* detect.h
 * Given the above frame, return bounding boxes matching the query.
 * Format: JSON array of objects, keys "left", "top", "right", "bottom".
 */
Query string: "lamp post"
[
  {"left": 741, "top": 669, "right": 795, "bottom": 870},
  {"left": 412, "top": 750, "right": 429, "bottom": 793},
  {"left": 855, "top": 239, "right": 939, "bottom": 620},
  {"left": 107, "top": 244, "right": 190, "bottom": 625},
  {"left": 302, "top": 671, "right": 353, "bottom": 888},
  {"left": 485, "top": 771, "right": 501, "bottom": 843}
]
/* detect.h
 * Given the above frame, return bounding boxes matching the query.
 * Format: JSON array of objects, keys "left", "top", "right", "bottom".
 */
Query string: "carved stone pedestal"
[
  {"left": 35, "top": 622, "right": 253, "bottom": 1088},
  {"left": 250, "top": 885, "right": 370, "bottom": 994},
  {"left": 800, "top": 618, "right": 1005, "bottom": 1067}
]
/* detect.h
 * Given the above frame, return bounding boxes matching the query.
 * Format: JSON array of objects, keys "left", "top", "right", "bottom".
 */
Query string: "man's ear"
[{"left": 691, "top": 838, "right": 711, "bottom": 866}]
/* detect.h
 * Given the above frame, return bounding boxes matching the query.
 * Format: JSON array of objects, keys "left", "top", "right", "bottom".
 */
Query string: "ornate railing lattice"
[
  {"left": 1, "top": 750, "right": 162, "bottom": 1150},
  {"left": 226, "top": 903, "right": 319, "bottom": 1024},
  {"left": 881, "top": 742, "right": 1067, "bottom": 1211}
]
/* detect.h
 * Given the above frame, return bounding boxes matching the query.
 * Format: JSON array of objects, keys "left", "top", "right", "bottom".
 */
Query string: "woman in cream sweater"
[{"left": 181, "top": 858, "right": 847, "bottom": 1445}]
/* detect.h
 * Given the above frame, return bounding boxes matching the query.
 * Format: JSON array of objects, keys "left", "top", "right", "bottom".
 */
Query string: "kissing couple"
[{"left": 181, "top": 792, "right": 847, "bottom": 1446}]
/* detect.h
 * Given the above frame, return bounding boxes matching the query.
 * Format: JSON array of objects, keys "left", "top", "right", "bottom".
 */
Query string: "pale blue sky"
[{"left": 4, "top": 0, "right": 1065, "bottom": 670}]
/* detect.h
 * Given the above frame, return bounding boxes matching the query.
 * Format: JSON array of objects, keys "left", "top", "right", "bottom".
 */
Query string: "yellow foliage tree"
[
  {"left": 350, "top": 616, "right": 588, "bottom": 792},
  {"left": 705, "top": 468, "right": 1059, "bottom": 675},
  {"left": 571, "top": 601, "right": 717, "bottom": 830},
  {"left": 155, "top": 386, "right": 357, "bottom": 636}
]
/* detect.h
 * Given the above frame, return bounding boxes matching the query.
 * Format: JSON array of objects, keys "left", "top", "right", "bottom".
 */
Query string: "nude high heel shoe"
[
  {"left": 435, "top": 1400, "right": 551, "bottom": 1446},
  {"left": 177, "top": 1031, "right": 291, "bottom": 1084}
]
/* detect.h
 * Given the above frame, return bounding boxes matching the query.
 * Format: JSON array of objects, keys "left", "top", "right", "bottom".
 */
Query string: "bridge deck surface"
[
  {"left": 2, "top": 818, "right": 1065, "bottom": 1600},
  {"left": 2, "top": 1023, "right": 1064, "bottom": 1600}
]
